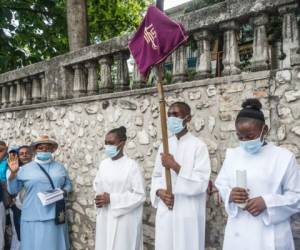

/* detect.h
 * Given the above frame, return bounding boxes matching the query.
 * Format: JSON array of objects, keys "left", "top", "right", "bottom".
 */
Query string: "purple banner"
[{"left": 129, "top": 5, "right": 189, "bottom": 77}]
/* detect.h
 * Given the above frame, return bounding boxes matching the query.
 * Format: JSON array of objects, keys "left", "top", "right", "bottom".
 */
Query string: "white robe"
[
  {"left": 150, "top": 132, "right": 211, "bottom": 250},
  {"left": 215, "top": 143, "right": 300, "bottom": 250},
  {"left": 93, "top": 155, "right": 145, "bottom": 250}
]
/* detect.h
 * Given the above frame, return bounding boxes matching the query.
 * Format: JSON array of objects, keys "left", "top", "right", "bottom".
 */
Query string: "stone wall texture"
[{"left": 0, "top": 69, "right": 299, "bottom": 250}]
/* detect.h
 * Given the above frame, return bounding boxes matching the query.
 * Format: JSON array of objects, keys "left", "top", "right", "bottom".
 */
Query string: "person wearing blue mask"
[
  {"left": 215, "top": 98, "right": 300, "bottom": 250},
  {"left": 151, "top": 102, "right": 211, "bottom": 250},
  {"left": 93, "top": 126, "right": 145, "bottom": 250},
  {"left": 8, "top": 145, "right": 33, "bottom": 250},
  {"left": 7, "top": 135, "right": 72, "bottom": 250}
]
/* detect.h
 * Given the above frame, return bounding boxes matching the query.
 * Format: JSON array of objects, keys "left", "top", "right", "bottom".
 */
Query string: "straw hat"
[{"left": 31, "top": 135, "right": 58, "bottom": 152}]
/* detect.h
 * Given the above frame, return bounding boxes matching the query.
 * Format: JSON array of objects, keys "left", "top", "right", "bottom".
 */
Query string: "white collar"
[
  {"left": 175, "top": 131, "right": 191, "bottom": 141},
  {"left": 34, "top": 157, "right": 52, "bottom": 165}
]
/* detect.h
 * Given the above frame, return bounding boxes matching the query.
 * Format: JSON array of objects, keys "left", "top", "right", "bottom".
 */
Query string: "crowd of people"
[{"left": 0, "top": 98, "right": 299, "bottom": 250}]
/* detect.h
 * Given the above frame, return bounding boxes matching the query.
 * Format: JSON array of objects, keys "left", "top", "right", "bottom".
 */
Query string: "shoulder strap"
[{"left": 36, "top": 163, "right": 55, "bottom": 190}]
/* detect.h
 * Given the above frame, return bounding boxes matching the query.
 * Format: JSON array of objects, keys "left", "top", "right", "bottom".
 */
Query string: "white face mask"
[
  {"left": 36, "top": 152, "right": 53, "bottom": 161},
  {"left": 104, "top": 145, "right": 120, "bottom": 158},
  {"left": 167, "top": 116, "right": 189, "bottom": 134},
  {"left": 104, "top": 142, "right": 123, "bottom": 159},
  {"left": 239, "top": 125, "right": 266, "bottom": 154}
]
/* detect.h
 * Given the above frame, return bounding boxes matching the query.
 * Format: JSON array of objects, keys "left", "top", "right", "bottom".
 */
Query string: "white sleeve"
[
  {"left": 110, "top": 162, "right": 145, "bottom": 217},
  {"left": 215, "top": 149, "right": 239, "bottom": 218},
  {"left": 93, "top": 162, "right": 103, "bottom": 193},
  {"left": 7, "top": 169, "right": 23, "bottom": 195},
  {"left": 262, "top": 155, "right": 300, "bottom": 225},
  {"left": 150, "top": 145, "right": 165, "bottom": 208},
  {"left": 174, "top": 142, "right": 211, "bottom": 196},
  {"left": 93, "top": 163, "right": 103, "bottom": 212}
]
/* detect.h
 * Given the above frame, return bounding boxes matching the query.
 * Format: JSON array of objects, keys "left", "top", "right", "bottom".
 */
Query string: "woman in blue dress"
[{"left": 7, "top": 135, "right": 72, "bottom": 250}]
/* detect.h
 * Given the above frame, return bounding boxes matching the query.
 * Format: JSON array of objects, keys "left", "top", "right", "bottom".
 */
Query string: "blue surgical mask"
[
  {"left": 105, "top": 145, "right": 120, "bottom": 158},
  {"left": 36, "top": 152, "right": 52, "bottom": 161},
  {"left": 239, "top": 126, "right": 265, "bottom": 154},
  {"left": 167, "top": 116, "right": 186, "bottom": 134}
]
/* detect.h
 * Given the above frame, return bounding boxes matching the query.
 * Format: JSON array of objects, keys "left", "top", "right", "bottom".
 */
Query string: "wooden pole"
[
  {"left": 155, "top": 64, "right": 172, "bottom": 194},
  {"left": 156, "top": 0, "right": 164, "bottom": 11},
  {"left": 155, "top": 0, "right": 172, "bottom": 194}
]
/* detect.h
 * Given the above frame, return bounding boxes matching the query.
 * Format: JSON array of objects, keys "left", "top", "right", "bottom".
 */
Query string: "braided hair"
[{"left": 236, "top": 98, "right": 265, "bottom": 125}]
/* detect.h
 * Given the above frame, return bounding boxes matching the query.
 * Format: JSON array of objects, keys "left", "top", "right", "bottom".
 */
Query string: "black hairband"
[{"left": 237, "top": 108, "right": 265, "bottom": 122}]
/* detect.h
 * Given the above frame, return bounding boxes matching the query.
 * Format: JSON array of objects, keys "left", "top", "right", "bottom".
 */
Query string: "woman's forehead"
[
  {"left": 19, "top": 147, "right": 30, "bottom": 152},
  {"left": 236, "top": 119, "right": 262, "bottom": 131},
  {"left": 37, "top": 143, "right": 52, "bottom": 148},
  {"left": 105, "top": 133, "right": 118, "bottom": 141}
]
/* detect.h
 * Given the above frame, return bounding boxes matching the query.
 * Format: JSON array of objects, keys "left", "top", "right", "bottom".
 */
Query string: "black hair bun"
[
  {"left": 241, "top": 98, "right": 262, "bottom": 111},
  {"left": 119, "top": 126, "right": 127, "bottom": 135}
]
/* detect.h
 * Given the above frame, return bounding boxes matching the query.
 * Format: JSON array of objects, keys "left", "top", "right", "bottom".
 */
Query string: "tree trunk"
[{"left": 67, "top": 0, "right": 88, "bottom": 51}]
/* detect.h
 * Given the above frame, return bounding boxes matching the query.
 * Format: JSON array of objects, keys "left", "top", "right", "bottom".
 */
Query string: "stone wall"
[
  {"left": 0, "top": 69, "right": 299, "bottom": 250},
  {"left": 271, "top": 68, "right": 300, "bottom": 246}
]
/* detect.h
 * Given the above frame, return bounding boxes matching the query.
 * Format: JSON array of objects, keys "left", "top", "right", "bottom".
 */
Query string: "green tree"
[
  {"left": 88, "top": 0, "right": 150, "bottom": 42},
  {"left": 0, "top": 0, "right": 151, "bottom": 73},
  {"left": 0, "top": 0, "right": 68, "bottom": 73}
]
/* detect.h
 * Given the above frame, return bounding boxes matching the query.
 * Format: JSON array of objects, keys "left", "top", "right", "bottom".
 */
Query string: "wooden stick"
[
  {"left": 155, "top": 0, "right": 172, "bottom": 194},
  {"left": 155, "top": 64, "right": 172, "bottom": 194}
]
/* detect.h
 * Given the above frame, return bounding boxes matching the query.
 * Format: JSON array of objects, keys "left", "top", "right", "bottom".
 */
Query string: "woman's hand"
[
  {"left": 229, "top": 187, "right": 249, "bottom": 204},
  {"left": 94, "top": 192, "right": 110, "bottom": 208},
  {"left": 8, "top": 154, "right": 19, "bottom": 179},
  {"left": 245, "top": 197, "right": 266, "bottom": 216}
]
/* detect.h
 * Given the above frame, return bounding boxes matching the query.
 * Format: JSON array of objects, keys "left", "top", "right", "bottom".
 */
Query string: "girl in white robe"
[
  {"left": 215, "top": 98, "right": 300, "bottom": 250},
  {"left": 93, "top": 126, "right": 145, "bottom": 250}
]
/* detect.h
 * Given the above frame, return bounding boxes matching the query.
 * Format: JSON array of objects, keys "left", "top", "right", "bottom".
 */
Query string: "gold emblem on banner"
[{"left": 144, "top": 24, "right": 159, "bottom": 50}]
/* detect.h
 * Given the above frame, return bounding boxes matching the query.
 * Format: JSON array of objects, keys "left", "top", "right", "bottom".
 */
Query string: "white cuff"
[{"left": 224, "top": 189, "right": 239, "bottom": 218}]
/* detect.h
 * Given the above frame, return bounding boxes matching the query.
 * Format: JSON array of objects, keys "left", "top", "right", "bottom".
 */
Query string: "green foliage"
[
  {"left": 0, "top": 0, "right": 152, "bottom": 73},
  {"left": 0, "top": 0, "right": 68, "bottom": 73},
  {"left": 88, "top": 0, "right": 152, "bottom": 42}
]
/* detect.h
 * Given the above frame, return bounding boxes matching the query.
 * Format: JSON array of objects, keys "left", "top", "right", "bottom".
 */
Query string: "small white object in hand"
[
  {"left": 236, "top": 169, "right": 247, "bottom": 209},
  {"left": 37, "top": 188, "right": 64, "bottom": 206}
]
